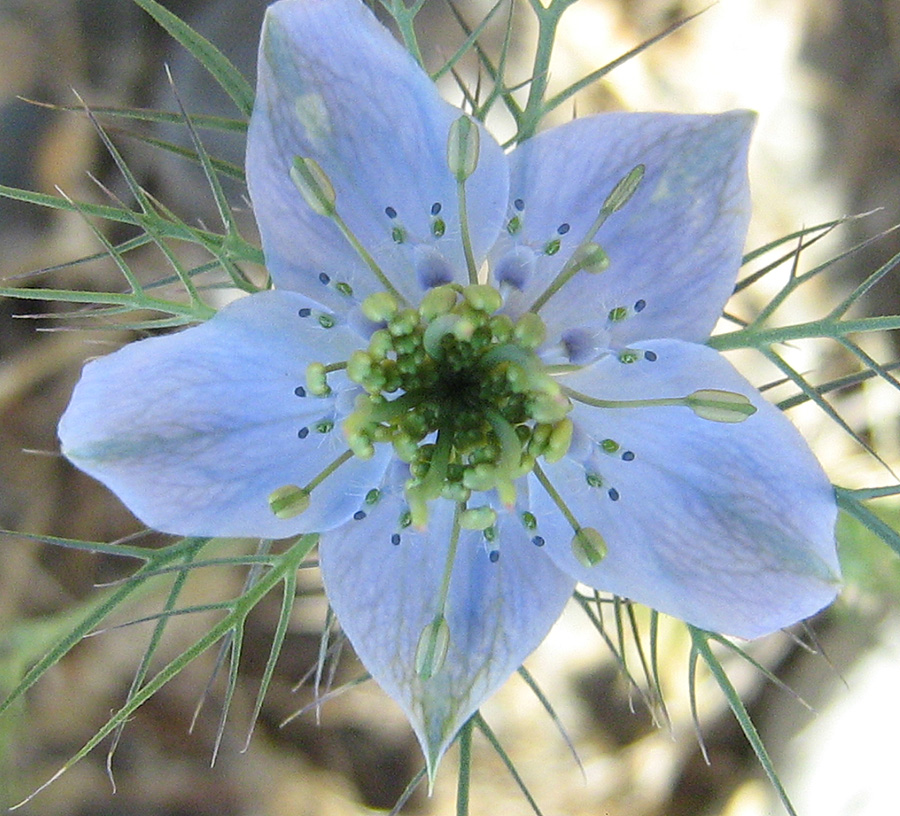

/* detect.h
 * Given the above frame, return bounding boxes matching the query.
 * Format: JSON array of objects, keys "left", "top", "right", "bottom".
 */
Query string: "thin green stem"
[{"left": 709, "top": 314, "right": 900, "bottom": 351}]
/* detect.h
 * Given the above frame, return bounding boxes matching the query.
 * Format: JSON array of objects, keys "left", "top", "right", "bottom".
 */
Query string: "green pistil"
[{"left": 341, "top": 283, "right": 573, "bottom": 527}]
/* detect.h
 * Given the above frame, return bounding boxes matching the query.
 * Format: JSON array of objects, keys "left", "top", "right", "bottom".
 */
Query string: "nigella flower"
[{"left": 59, "top": 0, "right": 840, "bottom": 777}]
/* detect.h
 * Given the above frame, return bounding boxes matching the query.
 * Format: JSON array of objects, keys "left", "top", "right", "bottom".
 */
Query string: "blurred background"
[{"left": 1, "top": 0, "right": 900, "bottom": 814}]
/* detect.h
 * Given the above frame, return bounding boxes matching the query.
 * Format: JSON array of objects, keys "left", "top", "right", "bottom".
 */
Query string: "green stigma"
[{"left": 336, "top": 283, "right": 572, "bottom": 526}]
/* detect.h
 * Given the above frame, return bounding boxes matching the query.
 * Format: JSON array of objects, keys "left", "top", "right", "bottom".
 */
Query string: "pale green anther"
[
  {"left": 431, "top": 218, "right": 446, "bottom": 238},
  {"left": 571, "top": 527, "right": 608, "bottom": 567},
  {"left": 608, "top": 306, "right": 628, "bottom": 322},
  {"left": 447, "top": 115, "right": 480, "bottom": 181},
  {"left": 601, "top": 438, "right": 620, "bottom": 453},
  {"left": 365, "top": 488, "right": 381, "bottom": 505},
  {"left": 318, "top": 314, "right": 335, "bottom": 329},
  {"left": 602, "top": 164, "right": 645, "bottom": 214},
  {"left": 399, "top": 510, "right": 413, "bottom": 528},
  {"left": 686, "top": 389, "right": 758, "bottom": 423},
  {"left": 347, "top": 350, "right": 373, "bottom": 384},
  {"left": 463, "top": 284, "right": 502, "bottom": 314},
  {"left": 544, "top": 238, "right": 561, "bottom": 256},
  {"left": 484, "top": 525, "right": 497, "bottom": 542},
  {"left": 462, "top": 464, "right": 498, "bottom": 492},
  {"left": 441, "top": 482, "right": 471, "bottom": 503},
  {"left": 391, "top": 225, "right": 405, "bottom": 244},
  {"left": 336, "top": 281, "right": 353, "bottom": 297},
  {"left": 618, "top": 349, "right": 639, "bottom": 364},
  {"left": 315, "top": 419, "right": 334, "bottom": 434},
  {"left": 572, "top": 242, "right": 610, "bottom": 275},
  {"left": 361, "top": 291, "right": 399, "bottom": 323},
  {"left": 527, "top": 423, "right": 552, "bottom": 457},
  {"left": 513, "top": 312, "right": 546, "bottom": 349},
  {"left": 347, "top": 430, "right": 374, "bottom": 459},
  {"left": 368, "top": 329, "right": 393, "bottom": 360},
  {"left": 388, "top": 309, "right": 419, "bottom": 337},
  {"left": 544, "top": 418, "right": 574, "bottom": 464},
  {"left": 530, "top": 392, "right": 570, "bottom": 424},
  {"left": 306, "top": 362, "right": 329, "bottom": 395},
  {"left": 506, "top": 215, "right": 522, "bottom": 235},
  {"left": 490, "top": 314, "right": 513, "bottom": 342},
  {"left": 267, "top": 484, "right": 310, "bottom": 519},
  {"left": 415, "top": 616, "right": 451, "bottom": 680},
  {"left": 452, "top": 315, "right": 476, "bottom": 342},
  {"left": 290, "top": 157, "right": 336, "bottom": 217},
  {"left": 521, "top": 511, "right": 537, "bottom": 530},
  {"left": 586, "top": 472, "right": 604, "bottom": 488},
  {"left": 459, "top": 505, "right": 497, "bottom": 530},
  {"left": 419, "top": 285, "right": 458, "bottom": 321}
]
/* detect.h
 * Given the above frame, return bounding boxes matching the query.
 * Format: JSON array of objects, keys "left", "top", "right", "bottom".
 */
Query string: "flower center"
[{"left": 340, "top": 283, "right": 573, "bottom": 527}]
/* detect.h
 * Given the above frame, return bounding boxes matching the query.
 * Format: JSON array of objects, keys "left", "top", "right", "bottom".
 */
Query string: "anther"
[
  {"left": 290, "top": 156, "right": 336, "bottom": 216},
  {"left": 414, "top": 616, "right": 450, "bottom": 680},
  {"left": 571, "top": 527, "right": 608, "bottom": 567},
  {"left": 268, "top": 484, "right": 310, "bottom": 519},
  {"left": 447, "top": 115, "right": 480, "bottom": 181}
]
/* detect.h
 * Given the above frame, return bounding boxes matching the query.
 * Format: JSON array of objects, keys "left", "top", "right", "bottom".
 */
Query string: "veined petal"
[
  {"left": 247, "top": 0, "right": 508, "bottom": 310},
  {"left": 530, "top": 340, "right": 839, "bottom": 639},
  {"left": 319, "top": 489, "right": 574, "bottom": 776},
  {"left": 58, "top": 291, "right": 390, "bottom": 538},
  {"left": 492, "top": 112, "right": 753, "bottom": 349}
]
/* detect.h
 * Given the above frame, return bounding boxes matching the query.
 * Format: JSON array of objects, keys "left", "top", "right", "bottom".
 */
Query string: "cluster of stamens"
[{"left": 335, "top": 283, "right": 572, "bottom": 528}]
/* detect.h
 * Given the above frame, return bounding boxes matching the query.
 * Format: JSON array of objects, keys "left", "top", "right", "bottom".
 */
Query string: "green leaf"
[
  {"left": 689, "top": 627, "right": 798, "bottom": 816},
  {"left": 130, "top": 0, "right": 254, "bottom": 118}
]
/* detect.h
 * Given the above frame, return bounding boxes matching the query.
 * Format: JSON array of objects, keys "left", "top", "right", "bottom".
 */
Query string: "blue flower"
[{"left": 58, "top": 0, "right": 840, "bottom": 777}]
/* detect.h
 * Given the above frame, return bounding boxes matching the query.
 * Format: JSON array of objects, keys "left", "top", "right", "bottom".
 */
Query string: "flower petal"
[
  {"left": 530, "top": 340, "right": 839, "bottom": 639},
  {"left": 58, "top": 291, "right": 390, "bottom": 538},
  {"left": 319, "top": 486, "right": 574, "bottom": 775},
  {"left": 247, "top": 0, "right": 509, "bottom": 309},
  {"left": 492, "top": 112, "right": 753, "bottom": 349}
]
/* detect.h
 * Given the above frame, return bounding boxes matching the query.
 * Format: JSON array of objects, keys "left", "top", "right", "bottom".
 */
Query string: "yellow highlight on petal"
[{"left": 268, "top": 485, "right": 310, "bottom": 519}]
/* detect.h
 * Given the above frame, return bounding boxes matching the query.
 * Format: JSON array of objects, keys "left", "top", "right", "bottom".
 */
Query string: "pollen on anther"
[
  {"left": 385, "top": 206, "right": 397, "bottom": 219},
  {"left": 431, "top": 202, "right": 442, "bottom": 216},
  {"left": 514, "top": 198, "right": 525, "bottom": 211},
  {"left": 298, "top": 308, "right": 311, "bottom": 318},
  {"left": 489, "top": 550, "right": 500, "bottom": 563},
  {"left": 353, "top": 510, "right": 366, "bottom": 521},
  {"left": 621, "top": 451, "right": 635, "bottom": 461},
  {"left": 297, "top": 427, "right": 309, "bottom": 439},
  {"left": 319, "top": 272, "right": 331, "bottom": 285},
  {"left": 557, "top": 223, "right": 570, "bottom": 235},
  {"left": 391, "top": 533, "right": 401, "bottom": 545},
  {"left": 532, "top": 535, "right": 545, "bottom": 547},
  {"left": 608, "top": 487, "right": 620, "bottom": 501},
  {"left": 294, "top": 386, "right": 307, "bottom": 397},
  {"left": 634, "top": 299, "right": 646, "bottom": 312},
  {"left": 644, "top": 350, "right": 658, "bottom": 362}
]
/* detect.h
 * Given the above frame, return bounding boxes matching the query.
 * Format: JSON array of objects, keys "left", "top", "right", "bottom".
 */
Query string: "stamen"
[
  {"left": 563, "top": 386, "right": 758, "bottom": 423},
  {"left": 414, "top": 503, "right": 462, "bottom": 680},
  {"left": 266, "top": 449, "right": 354, "bottom": 519},
  {"left": 447, "top": 115, "right": 480, "bottom": 284},
  {"left": 528, "top": 165, "right": 644, "bottom": 314},
  {"left": 291, "top": 156, "right": 406, "bottom": 304},
  {"left": 533, "top": 462, "right": 607, "bottom": 566}
]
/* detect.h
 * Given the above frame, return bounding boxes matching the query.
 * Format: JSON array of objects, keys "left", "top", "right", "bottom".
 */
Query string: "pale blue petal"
[
  {"left": 247, "top": 0, "right": 509, "bottom": 310},
  {"left": 492, "top": 112, "right": 753, "bottom": 350},
  {"left": 529, "top": 340, "right": 839, "bottom": 638},
  {"left": 319, "top": 489, "right": 574, "bottom": 775},
  {"left": 58, "top": 291, "right": 390, "bottom": 538}
]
